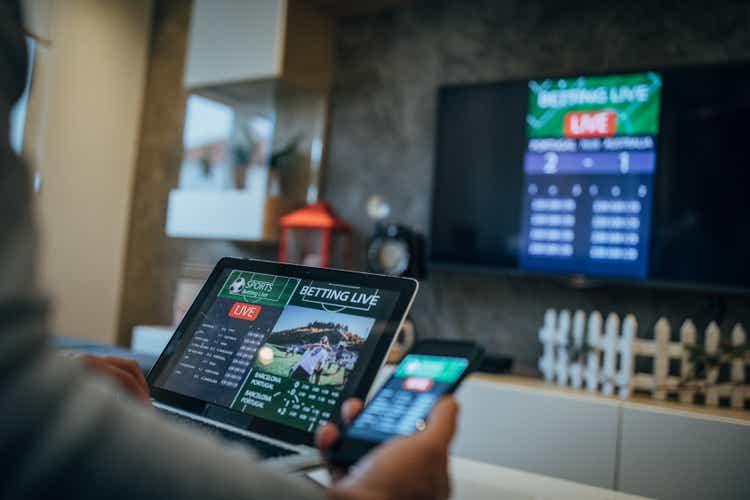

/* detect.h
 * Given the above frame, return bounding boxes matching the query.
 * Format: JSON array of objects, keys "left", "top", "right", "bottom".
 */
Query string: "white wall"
[
  {"left": 184, "top": 0, "right": 286, "bottom": 88},
  {"left": 24, "top": 0, "right": 153, "bottom": 344}
]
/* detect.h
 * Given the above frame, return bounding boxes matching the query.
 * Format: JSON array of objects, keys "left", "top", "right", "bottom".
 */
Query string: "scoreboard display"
[
  {"left": 520, "top": 72, "right": 662, "bottom": 279},
  {"left": 431, "top": 62, "right": 750, "bottom": 291}
]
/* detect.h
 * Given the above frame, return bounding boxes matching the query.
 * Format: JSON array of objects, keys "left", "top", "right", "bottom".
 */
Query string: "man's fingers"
[
  {"left": 103, "top": 365, "right": 143, "bottom": 398},
  {"left": 421, "top": 397, "right": 459, "bottom": 444},
  {"left": 79, "top": 354, "right": 100, "bottom": 368},
  {"left": 114, "top": 367, "right": 150, "bottom": 402},
  {"left": 103, "top": 357, "right": 148, "bottom": 392},
  {"left": 315, "top": 422, "right": 340, "bottom": 453},
  {"left": 315, "top": 422, "right": 350, "bottom": 482},
  {"left": 315, "top": 397, "right": 363, "bottom": 453},
  {"left": 341, "top": 398, "right": 363, "bottom": 425},
  {"left": 315, "top": 423, "right": 340, "bottom": 477},
  {"left": 104, "top": 356, "right": 144, "bottom": 379},
  {"left": 95, "top": 362, "right": 150, "bottom": 403}
]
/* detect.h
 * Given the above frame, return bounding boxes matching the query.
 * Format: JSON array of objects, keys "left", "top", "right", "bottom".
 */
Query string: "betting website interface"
[
  {"left": 154, "top": 269, "right": 401, "bottom": 433},
  {"left": 347, "top": 354, "right": 469, "bottom": 442},
  {"left": 519, "top": 72, "right": 662, "bottom": 279}
]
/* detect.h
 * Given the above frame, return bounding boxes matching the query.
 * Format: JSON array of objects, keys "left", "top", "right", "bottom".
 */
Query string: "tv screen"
[{"left": 431, "top": 63, "right": 750, "bottom": 292}]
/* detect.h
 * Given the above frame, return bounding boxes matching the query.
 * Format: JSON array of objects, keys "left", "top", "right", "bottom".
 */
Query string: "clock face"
[{"left": 369, "top": 238, "right": 410, "bottom": 276}]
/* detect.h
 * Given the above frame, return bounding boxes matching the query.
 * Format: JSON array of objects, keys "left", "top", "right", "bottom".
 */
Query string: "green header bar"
[
  {"left": 527, "top": 72, "right": 662, "bottom": 138},
  {"left": 394, "top": 355, "right": 469, "bottom": 384},
  {"left": 218, "top": 270, "right": 299, "bottom": 308}
]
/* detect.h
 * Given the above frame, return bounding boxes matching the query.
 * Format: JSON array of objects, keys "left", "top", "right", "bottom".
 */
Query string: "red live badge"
[
  {"left": 228, "top": 302, "right": 261, "bottom": 321},
  {"left": 563, "top": 110, "right": 617, "bottom": 138},
  {"left": 403, "top": 377, "right": 434, "bottom": 392}
]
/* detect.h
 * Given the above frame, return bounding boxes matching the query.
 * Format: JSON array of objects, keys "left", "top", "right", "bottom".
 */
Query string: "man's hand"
[
  {"left": 316, "top": 397, "right": 458, "bottom": 500},
  {"left": 80, "top": 355, "right": 151, "bottom": 404}
]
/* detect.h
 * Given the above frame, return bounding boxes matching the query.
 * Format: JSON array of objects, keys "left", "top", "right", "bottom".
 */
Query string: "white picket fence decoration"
[{"left": 538, "top": 309, "right": 750, "bottom": 408}]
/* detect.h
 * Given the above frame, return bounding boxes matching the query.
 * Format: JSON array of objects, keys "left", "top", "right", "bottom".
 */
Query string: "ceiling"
[{"left": 305, "top": 0, "right": 413, "bottom": 18}]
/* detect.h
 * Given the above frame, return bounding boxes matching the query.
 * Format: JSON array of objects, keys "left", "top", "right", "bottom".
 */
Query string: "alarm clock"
[{"left": 366, "top": 224, "right": 425, "bottom": 279}]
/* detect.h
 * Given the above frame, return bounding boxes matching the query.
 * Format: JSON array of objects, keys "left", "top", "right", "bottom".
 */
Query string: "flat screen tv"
[{"left": 430, "top": 62, "right": 750, "bottom": 293}]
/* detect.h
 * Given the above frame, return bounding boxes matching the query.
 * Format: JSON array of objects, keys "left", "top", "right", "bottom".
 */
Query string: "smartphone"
[{"left": 329, "top": 340, "right": 484, "bottom": 465}]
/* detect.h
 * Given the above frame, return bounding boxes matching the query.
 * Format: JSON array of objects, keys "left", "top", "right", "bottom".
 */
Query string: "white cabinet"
[
  {"left": 184, "top": 0, "right": 334, "bottom": 92},
  {"left": 618, "top": 405, "right": 750, "bottom": 500},
  {"left": 452, "top": 378, "right": 620, "bottom": 489},
  {"left": 171, "top": 0, "right": 333, "bottom": 242},
  {"left": 451, "top": 375, "right": 750, "bottom": 500},
  {"left": 165, "top": 190, "right": 266, "bottom": 240},
  {"left": 184, "top": 0, "right": 286, "bottom": 88}
]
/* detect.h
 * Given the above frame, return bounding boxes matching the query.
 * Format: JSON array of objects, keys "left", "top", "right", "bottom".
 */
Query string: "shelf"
[{"left": 165, "top": 189, "right": 271, "bottom": 241}]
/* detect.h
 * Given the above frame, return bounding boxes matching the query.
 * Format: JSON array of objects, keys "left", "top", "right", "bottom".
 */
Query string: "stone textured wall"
[
  {"left": 119, "top": 0, "right": 750, "bottom": 372},
  {"left": 324, "top": 0, "right": 750, "bottom": 371}
]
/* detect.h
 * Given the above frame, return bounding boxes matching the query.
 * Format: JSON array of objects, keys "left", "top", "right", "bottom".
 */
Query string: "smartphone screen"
[{"left": 345, "top": 354, "right": 470, "bottom": 442}]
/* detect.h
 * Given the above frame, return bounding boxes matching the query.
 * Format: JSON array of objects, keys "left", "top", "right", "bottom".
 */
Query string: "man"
[
  {"left": 290, "top": 336, "right": 332, "bottom": 383},
  {"left": 341, "top": 351, "right": 357, "bottom": 386},
  {"left": 0, "top": 3, "right": 457, "bottom": 499}
]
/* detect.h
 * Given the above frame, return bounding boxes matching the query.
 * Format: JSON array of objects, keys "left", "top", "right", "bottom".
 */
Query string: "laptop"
[{"left": 147, "top": 257, "right": 418, "bottom": 471}]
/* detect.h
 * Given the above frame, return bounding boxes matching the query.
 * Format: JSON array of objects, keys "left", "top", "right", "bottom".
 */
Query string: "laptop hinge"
[{"left": 203, "top": 403, "right": 252, "bottom": 429}]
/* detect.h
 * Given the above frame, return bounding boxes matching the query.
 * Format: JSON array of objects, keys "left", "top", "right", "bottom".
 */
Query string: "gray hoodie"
[{"left": 0, "top": 93, "right": 324, "bottom": 500}]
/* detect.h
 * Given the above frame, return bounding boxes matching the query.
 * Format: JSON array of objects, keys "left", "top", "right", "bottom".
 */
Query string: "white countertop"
[{"left": 307, "top": 456, "right": 651, "bottom": 500}]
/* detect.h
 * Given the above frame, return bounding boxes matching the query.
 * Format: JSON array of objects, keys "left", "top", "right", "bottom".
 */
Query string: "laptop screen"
[{"left": 152, "top": 268, "right": 403, "bottom": 433}]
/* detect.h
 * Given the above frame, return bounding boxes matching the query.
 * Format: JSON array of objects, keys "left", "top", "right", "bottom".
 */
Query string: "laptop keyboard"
[{"left": 158, "top": 409, "right": 299, "bottom": 459}]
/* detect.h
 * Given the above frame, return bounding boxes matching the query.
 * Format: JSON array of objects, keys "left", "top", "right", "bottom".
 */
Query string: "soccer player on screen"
[{"left": 289, "top": 336, "right": 332, "bottom": 383}]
